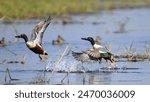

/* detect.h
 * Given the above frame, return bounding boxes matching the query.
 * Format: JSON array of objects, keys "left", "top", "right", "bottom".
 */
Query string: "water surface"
[{"left": 0, "top": 8, "right": 150, "bottom": 85}]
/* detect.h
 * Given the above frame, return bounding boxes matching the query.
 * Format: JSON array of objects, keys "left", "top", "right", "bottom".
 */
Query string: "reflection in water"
[{"left": 87, "top": 72, "right": 112, "bottom": 85}]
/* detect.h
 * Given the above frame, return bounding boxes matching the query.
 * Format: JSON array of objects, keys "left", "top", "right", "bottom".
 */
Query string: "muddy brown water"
[{"left": 0, "top": 8, "right": 150, "bottom": 85}]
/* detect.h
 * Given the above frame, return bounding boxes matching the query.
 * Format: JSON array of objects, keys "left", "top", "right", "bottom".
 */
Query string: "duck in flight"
[
  {"left": 72, "top": 37, "right": 116, "bottom": 64},
  {"left": 15, "top": 16, "right": 51, "bottom": 60}
]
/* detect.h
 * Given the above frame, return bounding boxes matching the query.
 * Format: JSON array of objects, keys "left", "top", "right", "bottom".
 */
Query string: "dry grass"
[
  {"left": 31, "top": 74, "right": 49, "bottom": 85},
  {"left": 5, "top": 68, "right": 19, "bottom": 83},
  {"left": 114, "top": 43, "right": 150, "bottom": 62}
]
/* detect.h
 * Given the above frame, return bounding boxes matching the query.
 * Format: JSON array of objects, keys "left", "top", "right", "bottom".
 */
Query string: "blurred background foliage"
[{"left": 0, "top": 0, "right": 150, "bottom": 19}]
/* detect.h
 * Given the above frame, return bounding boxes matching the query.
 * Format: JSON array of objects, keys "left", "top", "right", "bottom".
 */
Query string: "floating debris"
[{"left": 114, "top": 54, "right": 148, "bottom": 62}]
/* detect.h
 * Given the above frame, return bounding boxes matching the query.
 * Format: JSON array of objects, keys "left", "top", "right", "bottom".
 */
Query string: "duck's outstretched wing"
[
  {"left": 72, "top": 51, "right": 90, "bottom": 62},
  {"left": 31, "top": 16, "right": 51, "bottom": 45},
  {"left": 72, "top": 49, "right": 101, "bottom": 62}
]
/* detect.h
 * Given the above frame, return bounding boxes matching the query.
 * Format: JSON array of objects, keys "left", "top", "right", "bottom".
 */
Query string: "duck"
[
  {"left": 15, "top": 16, "right": 51, "bottom": 60},
  {"left": 72, "top": 37, "right": 103, "bottom": 63},
  {"left": 82, "top": 37, "right": 116, "bottom": 64},
  {"left": 72, "top": 37, "right": 116, "bottom": 64},
  {"left": 52, "top": 35, "right": 64, "bottom": 45},
  {"left": 0, "top": 37, "right": 6, "bottom": 47}
]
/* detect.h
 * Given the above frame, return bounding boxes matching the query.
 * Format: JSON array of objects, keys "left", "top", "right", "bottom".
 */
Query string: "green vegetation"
[{"left": 0, "top": 0, "right": 150, "bottom": 19}]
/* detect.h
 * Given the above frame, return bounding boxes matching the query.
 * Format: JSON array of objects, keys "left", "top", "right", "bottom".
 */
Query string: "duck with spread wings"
[
  {"left": 72, "top": 37, "right": 116, "bottom": 64},
  {"left": 15, "top": 16, "right": 51, "bottom": 60}
]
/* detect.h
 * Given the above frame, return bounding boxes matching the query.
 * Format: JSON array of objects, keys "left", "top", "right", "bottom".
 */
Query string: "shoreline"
[{"left": 0, "top": 7, "right": 149, "bottom": 24}]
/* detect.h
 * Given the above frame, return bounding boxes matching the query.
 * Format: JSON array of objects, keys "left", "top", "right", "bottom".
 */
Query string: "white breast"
[
  {"left": 93, "top": 44, "right": 103, "bottom": 49},
  {"left": 99, "top": 50, "right": 106, "bottom": 53},
  {"left": 26, "top": 41, "right": 36, "bottom": 48}
]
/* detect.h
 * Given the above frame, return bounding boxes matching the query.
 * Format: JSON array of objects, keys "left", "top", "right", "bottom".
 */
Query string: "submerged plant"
[
  {"left": 5, "top": 68, "right": 19, "bottom": 83},
  {"left": 31, "top": 73, "right": 49, "bottom": 85},
  {"left": 144, "top": 43, "right": 150, "bottom": 60},
  {"left": 21, "top": 55, "right": 26, "bottom": 64},
  {"left": 124, "top": 42, "right": 137, "bottom": 61}
]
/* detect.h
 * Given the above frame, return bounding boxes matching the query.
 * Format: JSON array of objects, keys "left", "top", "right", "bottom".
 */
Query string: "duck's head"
[
  {"left": 15, "top": 34, "right": 28, "bottom": 42},
  {"left": 81, "top": 37, "right": 95, "bottom": 45},
  {"left": 58, "top": 35, "right": 64, "bottom": 41}
]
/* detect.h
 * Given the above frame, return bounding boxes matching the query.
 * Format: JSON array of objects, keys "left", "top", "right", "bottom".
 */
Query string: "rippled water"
[{"left": 0, "top": 8, "right": 150, "bottom": 85}]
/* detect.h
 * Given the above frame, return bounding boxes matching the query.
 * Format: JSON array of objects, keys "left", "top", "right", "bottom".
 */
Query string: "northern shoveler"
[
  {"left": 72, "top": 37, "right": 103, "bottom": 63},
  {"left": 72, "top": 37, "right": 116, "bottom": 64},
  {"left": 15, "top": 16, "right": 51, "bottom": 60},
  {"left": 52, "top": 35, "right": 64, "bottom": 45}
]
